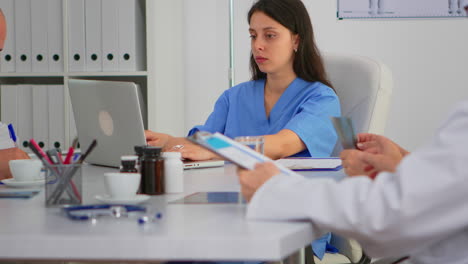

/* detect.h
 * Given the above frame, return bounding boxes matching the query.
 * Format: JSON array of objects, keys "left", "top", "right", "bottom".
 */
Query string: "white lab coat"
[{"left": 247, "top": 101, "right": 468, "bottom": 264}]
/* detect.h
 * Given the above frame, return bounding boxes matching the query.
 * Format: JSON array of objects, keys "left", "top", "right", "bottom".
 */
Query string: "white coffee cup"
[
  {"left": 9, "top": 159, "right": 43, "bottom": 182},
  {"left": 103, "top": 172, "right": 141, "bottom": 199}
]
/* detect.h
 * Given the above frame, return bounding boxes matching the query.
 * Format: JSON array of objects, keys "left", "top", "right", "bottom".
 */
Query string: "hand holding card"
[{"left": 331, "top": 117, "right": 357, "bottom": 149}]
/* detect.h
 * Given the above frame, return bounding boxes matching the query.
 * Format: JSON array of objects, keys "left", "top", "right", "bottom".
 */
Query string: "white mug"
[
  {"left": 9, "top": 159, "right": 43, "bottom": 182},
  {"left": 103, "top": 172, "right": 141, "bottom": 199}
]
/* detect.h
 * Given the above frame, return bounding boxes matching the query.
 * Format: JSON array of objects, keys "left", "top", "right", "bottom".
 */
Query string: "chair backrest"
[{"left": 323, "top": 54, "right": 393, "bottom": 156}]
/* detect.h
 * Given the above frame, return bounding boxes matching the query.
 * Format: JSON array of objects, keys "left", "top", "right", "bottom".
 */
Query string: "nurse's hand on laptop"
[
  {"left": 145, "top": 130, "right": 219, "bottom": 161},
  {"left": 0, "top": 147, "right": 30, "bottom": 180},
  {"left": 145, "top": 130, "right": 171, "bottom": 147},
  {"left": 164, "top": 137, "right": 219, "bottom": 161}
]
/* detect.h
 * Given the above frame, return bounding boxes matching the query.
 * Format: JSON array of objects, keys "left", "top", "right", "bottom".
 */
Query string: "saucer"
[
  {"left": 0, "top": 178, "right": 46, "bottom": 188},
  {"left": 95, "top": 194, "right": 150, "bottom": 205}
]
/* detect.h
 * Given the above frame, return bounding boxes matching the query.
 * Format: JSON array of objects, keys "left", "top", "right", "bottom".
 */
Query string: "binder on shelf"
[
  {"left": 47, "top": 0, "right": 63, "bottom": 72},
  {"left": 102, "top": 0, "right": 120, "bottom": 72},
  {"left": 68, "top": 0, "right": 85, "bottom": 72},
  {"left": 14, "top": 0, "right": 32, "bottom": 73},
  {"left": 47, "top": 85, "right": 65, "bottom": 150},
  {"left": 84, "top": 0, "right": 102, "bottom": 72},
  {"left": 16, "top": 85, "right": 33, "bottom": 152},
  {"left": 67, "top": 91, "right": 78, "bottom": 149},
  {"left": 0, "top": 0, "right": 16, "bottom": 73},
  {"left": 118, "top": 0, "right": 145, "bottom": 72},
  {"left": 32, "top": 85, "right": 49, "bottom": 150},
  {"left": 31, "top": 1, "right": 49, "bottom": 73},
  {"left": 0, "top": 85, "right": 18, "bottom": 126}
]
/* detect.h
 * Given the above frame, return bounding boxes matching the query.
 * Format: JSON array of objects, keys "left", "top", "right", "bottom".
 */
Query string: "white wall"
[
  {"left": 148, "top": 0, "right": 185, "bottom": 136},
  {"left": 304, "top": 1, "right": 468, "bottom": 150},
  {"left": 184, "top": 0, "right": 230, "bottom": 134},
  {"left": 176, "top": 0, "right": 468, "bottom": 150}
]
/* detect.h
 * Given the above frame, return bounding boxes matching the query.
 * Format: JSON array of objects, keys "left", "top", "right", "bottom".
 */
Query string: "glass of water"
[{"left": 234, "top": 136, "right": 265, "bottom": 154}]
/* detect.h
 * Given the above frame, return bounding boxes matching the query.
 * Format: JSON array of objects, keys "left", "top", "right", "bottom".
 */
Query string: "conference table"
[{"left": 0, "top": 163, "right": 345, "bottom": 263}]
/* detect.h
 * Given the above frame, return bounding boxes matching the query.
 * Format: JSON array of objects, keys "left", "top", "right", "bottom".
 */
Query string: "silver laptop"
[
  {"left": 68, "top": 79, "right": 146, "bottom": 167},
  {"left": 69, "top": 79, "right": 224, "bottom": 169}
]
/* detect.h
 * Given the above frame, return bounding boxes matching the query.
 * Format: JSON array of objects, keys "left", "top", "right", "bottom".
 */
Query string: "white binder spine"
[
  {"left": 14, "top": 0, "right": 32, "bottom": 73},
  {"left": 31, "top": 1, "right": 49, "bottom": 73},
  {"left": 0, "top": 0, "right": 16, "bottom": 72},
  {"left": 32, "top": 85, "right": 49, "bottom": 150},
  {"left": 84, "top": 0, "right": 102, "bottom": 72},
  {"left": 67, "top": 90, "right": 78, "bottom": 149},
  {"left": 68, "top": 0, "right": 85, "bottom": 72},
  {"left": 47, "top": 85, "right": 65, "bottom": 150},
  {"left": 16, "top": 85, "right": 33, "bottom": 152},
  {"left": 118, "top": 0, "right": 145, "bottom": 72},
  {"left": 47, "top": 0, "right": 63, "bottom": 72},
  {"left": 102, "top": 0, "right": 120, "bottom": 72},
  {"left": 0, "top": 85, "right": 17, "bottom": 126}
]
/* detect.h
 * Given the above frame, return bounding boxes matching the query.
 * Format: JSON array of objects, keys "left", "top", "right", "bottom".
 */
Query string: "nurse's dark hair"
[{"left": 247, "top": 0, "right": 333, "bottom": 89}]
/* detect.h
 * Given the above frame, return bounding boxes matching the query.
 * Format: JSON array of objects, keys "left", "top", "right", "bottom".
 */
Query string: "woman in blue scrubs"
[{"left": 146, "top": 0, "right": 340, "bottom": 161}]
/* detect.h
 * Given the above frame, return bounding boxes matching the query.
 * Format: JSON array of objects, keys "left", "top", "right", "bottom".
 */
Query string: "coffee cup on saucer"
[
  {"left": 103, "top": 172, "right": 141, "bottom": 200},
  {"left": 8, "top": 159, "right": 43, "bottom": 182}
]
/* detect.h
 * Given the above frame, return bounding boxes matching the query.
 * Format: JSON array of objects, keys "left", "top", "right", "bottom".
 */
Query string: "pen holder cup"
[{"left": 45, "top": 164, "right": 83, "bottom": 207}]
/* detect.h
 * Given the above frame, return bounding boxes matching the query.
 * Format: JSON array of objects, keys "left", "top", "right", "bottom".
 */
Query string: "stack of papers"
[{"left": 275, "top": 158, "right": 342, "bottom": 171}]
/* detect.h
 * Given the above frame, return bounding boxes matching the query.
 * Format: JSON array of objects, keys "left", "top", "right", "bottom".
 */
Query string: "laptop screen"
[{"left": 68, "top": 79, "right": 146, "bottom": 167}]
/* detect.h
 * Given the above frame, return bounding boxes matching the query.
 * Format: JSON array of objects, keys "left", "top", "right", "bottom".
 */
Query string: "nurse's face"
[{"left": 249, "top": 11, "right": 299, "bottom": 77}]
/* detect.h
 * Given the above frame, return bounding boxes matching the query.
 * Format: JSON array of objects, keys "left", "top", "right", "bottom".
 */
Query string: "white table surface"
[{"left": 0, "top": 163, "right": 346, "bottom": 262}]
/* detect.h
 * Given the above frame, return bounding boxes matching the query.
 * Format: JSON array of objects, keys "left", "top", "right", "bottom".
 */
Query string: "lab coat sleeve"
[
  {"left": 247, "top": 101, "right": 468, "bottom": 258},
  {"left": 188, "top": 91, "right": 229, "bottom": 136},
  {"left": 284, "top": 89, "right": 340, "bottom": 157}
]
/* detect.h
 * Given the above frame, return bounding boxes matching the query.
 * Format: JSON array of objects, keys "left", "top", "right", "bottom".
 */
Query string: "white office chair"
[
  {"left": 324, "top": 53, "right": 393, "bottom": 156},
  {"left": 311, "top": 54, "right": 393, "bottom": 264}
]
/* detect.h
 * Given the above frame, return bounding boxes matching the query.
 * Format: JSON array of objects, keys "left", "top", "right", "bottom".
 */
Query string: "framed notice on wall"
[{"left": 338, "top": 0, "right": 468, "bottom": 19}]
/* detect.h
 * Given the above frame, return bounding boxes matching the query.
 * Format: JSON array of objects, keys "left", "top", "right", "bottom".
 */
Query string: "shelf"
[
  {"left": 0, "top": 71, "right": 148, "bottom": 78},
  {"left": 68, "top": 71, "right": 148, "bottom": 77},
  {"left": 0, "top": 73, "right": 65, "bottom": 77}
]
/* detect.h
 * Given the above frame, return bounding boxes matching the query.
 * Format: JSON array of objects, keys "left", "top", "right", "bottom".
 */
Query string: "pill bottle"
[
  {"left": 140, "top": 147, "right": 164, "bottom": 195},
  {"left": 162, "top": 152, "right": 184, "bottom": 193},
  {"left": 120, "top": 155, "right": 138, "bottom": 173}
]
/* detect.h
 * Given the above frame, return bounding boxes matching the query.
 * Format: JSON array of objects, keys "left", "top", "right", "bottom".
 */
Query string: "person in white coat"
[
  {"left": 237, "top": 5, "right": 468, "bottom": 263},
  {"left": 239, "top": 101, "right": 468, "bottom": 264}
]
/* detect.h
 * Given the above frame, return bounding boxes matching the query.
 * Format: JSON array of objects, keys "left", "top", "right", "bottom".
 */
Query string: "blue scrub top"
[{"left": 189, "top": 78, "right": 341, "bottom": 157}]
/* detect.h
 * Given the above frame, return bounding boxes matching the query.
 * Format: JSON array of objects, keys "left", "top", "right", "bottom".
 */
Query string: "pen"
[
  {"left": 72, "top": 153, "right": 81, "bottom": 163},
  {"left": 7, "top": 124, "right": 17, "bottom": 147},
  {"left": 64, "top": 147, "right": 74, "bottom": 164},
  {"left": 77, "top": 139, "right": 97, "bottom": 164},
  {"left": 29, "top": 139, "right": 53, "bottom": 165}
]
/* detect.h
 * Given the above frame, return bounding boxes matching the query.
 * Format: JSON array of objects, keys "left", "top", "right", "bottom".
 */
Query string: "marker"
[
  {"left": 29, "top": 139, "right": 53, "bottom": 165},
  {"left": 64, "top": 147, "right": 74, "bottom": 164},
  {"left": 72, "top": 153, "right": 81, "bottom": 163},
  {"left": 77, "top": 139, "right": 97, "bottom": 164},
  {"left": 7, "top": 124, "right": 17, "bottom": 147}
]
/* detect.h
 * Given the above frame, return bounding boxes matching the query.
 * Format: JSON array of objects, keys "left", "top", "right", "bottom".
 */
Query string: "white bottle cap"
[
  {"left": 121, "top": 155, "right": 138, "bottom": 161},
  {"left": 161, "top": 152, "right": 182, "bottom": 159}
]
